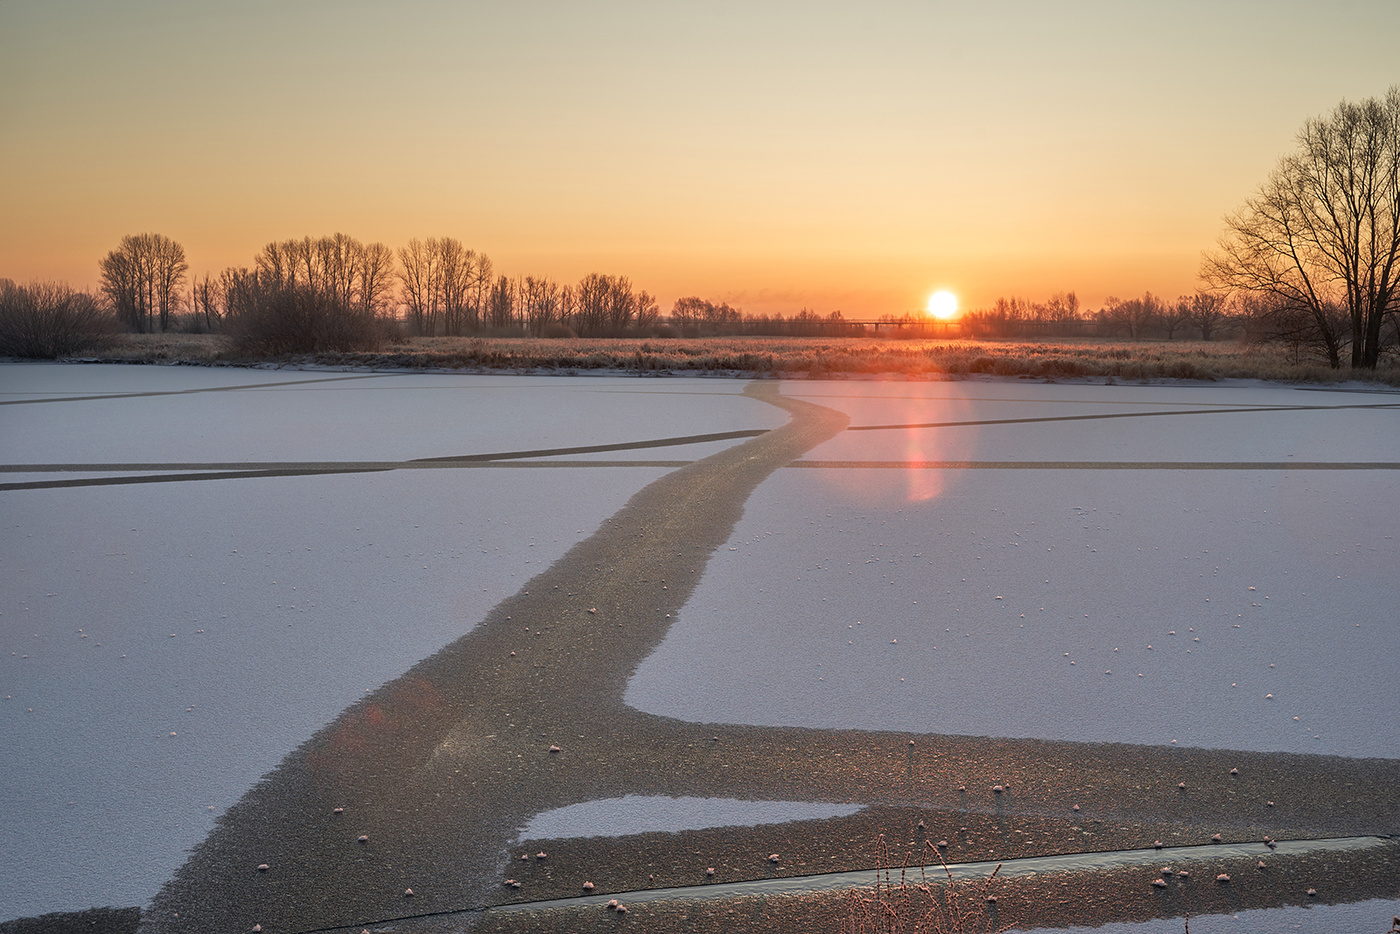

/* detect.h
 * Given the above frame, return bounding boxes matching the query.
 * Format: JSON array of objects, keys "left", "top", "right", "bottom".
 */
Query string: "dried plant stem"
[{"left": 849, "top": 835, "right": 1009, "bottom": 934}]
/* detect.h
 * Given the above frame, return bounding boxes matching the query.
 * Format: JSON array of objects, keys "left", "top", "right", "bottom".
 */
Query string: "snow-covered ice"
[
  {"left": 516, "top": 796, "right": 862, "bottom": 841},
  {"left": 1018, "top": 898, "right": 1400, "bottom": 934},
  {"left": 0, "top": 366, "right": 782, "bottom": 464},
  {"left": 2, "top": 366, "right": 1397, "bottom": 921},
  {"left": 0, "top": 364, "right": 779, "bottom": 921},
  {"left": 628, "top": 380, "right": 1400, "bottom": 758}
]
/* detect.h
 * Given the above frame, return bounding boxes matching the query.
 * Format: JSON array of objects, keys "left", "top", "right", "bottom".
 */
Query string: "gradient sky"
[{"left": 3, "top": 1, "right": 1398, "bottom": 317}]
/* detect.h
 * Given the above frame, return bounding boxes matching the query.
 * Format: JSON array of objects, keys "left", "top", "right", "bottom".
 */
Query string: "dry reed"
[
  {"left": 847, "top": 836, "right": 1009, "bottom": 934},
  {"left": 65, "top": 333, "right": 1400, "bottom": 387}
]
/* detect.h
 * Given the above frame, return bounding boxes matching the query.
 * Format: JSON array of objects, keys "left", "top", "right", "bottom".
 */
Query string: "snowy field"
[{"left": 2, "top": 364, "right": 1397, "bottom": 923}]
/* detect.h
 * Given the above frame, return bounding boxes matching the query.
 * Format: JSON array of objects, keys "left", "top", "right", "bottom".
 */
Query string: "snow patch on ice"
[{"left": 516, "top": 795, "right": 863, "bottom": 841}]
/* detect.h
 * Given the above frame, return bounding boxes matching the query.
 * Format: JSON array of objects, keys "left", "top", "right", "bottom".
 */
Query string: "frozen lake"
[
  {"left": 1, "top": 364, "right": 1397, "bottom": 922},
  {"left": 629, "top": 380, "right": 1400, "bottom": 758},
  {"left": 0, "top": 364, "right": 779, "bottom": 921}
]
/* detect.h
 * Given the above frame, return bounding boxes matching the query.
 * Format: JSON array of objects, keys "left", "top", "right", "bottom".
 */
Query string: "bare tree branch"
[{"left": 1204, "top": 87, "right": 1400, "bottom": 368}]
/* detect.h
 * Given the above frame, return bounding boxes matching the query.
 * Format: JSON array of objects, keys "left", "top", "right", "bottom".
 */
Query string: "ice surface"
[
  {"left": 0, "top": 365, "right": 774, "bottom": 921},
  {"left": 628, "top": 381, "right": 1400, "bottom": 757},
  {"left": 3, "top": 366, "right": 1397, "bottom": 921},
  {"left": 0, "top": 469, "right": 671, "bottom": 919},
  {"left": 0, "top": 363, "right": 348, "bottom": 398},
  {"left": 1019, "top": 898, "right": 1400, "bottom": 934},
  {"left": 788, "top": 381, "right": 1400, "bottom": 463},
  {"left": 1, "top": 365, "right": 782, "bottom": 464},
  {"left": 516, "top": 796, "right": 862, "bottom": 841}
]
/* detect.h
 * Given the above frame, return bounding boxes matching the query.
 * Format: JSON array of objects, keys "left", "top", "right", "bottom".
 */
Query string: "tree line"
[
  {"left": 2, "top": 87, "right": 1395, "bottom": 364},
  {"left": 96, "top": 232, "right": 669, "bottom": 348},
  {"left": 83, "top": 233, "right": 877, "bottom": 343},
  {"left": 937, "top": 290, "right": 1236, "bottom": 342},
  {"left": 87, "top": 227, "right": 1310, "bottom": 347}
]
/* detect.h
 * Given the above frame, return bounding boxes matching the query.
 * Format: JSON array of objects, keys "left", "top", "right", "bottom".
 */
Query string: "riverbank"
[{"left": 67, "top": 333, "right": 1400, "bottom": 387}]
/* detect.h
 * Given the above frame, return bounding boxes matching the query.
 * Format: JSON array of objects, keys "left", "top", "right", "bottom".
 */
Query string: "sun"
[{"left": 926, "top": 290, "right": 959, "bottom": 320}]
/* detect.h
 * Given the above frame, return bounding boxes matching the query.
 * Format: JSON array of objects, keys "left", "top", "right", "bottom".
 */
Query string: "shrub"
[
  {"left": 224, "top": 277, "right": 396, "bottom": 356},
  {"left": 0, "top": 280, "right": 118, "bottom": 358},
  {"left": 541, "top": 322, "right": 577, "bottom": 338}
]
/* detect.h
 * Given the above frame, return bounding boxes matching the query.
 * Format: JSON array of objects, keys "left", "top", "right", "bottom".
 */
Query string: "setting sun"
[{"left": 927, "top": 290, "right": 959, "bottom": 320}]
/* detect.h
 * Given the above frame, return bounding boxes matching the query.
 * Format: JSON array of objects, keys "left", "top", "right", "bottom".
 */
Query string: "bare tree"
[
  {"left": 467, "top": 253, "right": 493, "bottom": 333},
  {"left": 1185, "top": 291, "right": 1229, "bottom": 341},
  {"left": 604, "top": 275, "right": 636, "bottom": 333},
  {"left": 519, "top": 275, "right": 562, "bottom": 335},
  {"left": 437, "top": 239, "right": 476, "bottom": 337},
  {"left": 359, "top": 241, "right": 398, "bottom": 317},
  {"left": 634, "top": 290, "right": 660, "bottom": 331},
  {"left": 99, "top": 249, "right": 142, "bottom": 332},
  {"left": 1102, "top": 292, "right": 1162, "bottom": 339},
  {"left": 1204, "top": 87, "right": 1400, "bottom": 368},
  {"left": 397, "top": 238, "right": 486, "bottom": 335},
  {"left": 557, "top": 283, "right": 575, "bottom": 333},
  {"left": 99, "top": 233, "right": 188, "bottom": 332},
  {"left": 994, "top": 296, "right": 1031, "bottom": 336},
  {"left": 0, "top": 280, "right": 116, "bottom": 357},
  {"left": 190, "top": 274, "right": 222, "bottom": 332},
  {"left": 487, "top": 275, "right": 516, "bottom": 330},
  {"left": 669, "top": 296, "right": 741, "bottom": 335},
  {"left": 253, "top": 234, "right": 394, "bottom": 314},
  {"left": 314, "top": 233, "right": 360, "bottom": 310},
  {"left": 1231, "top": 293, "right": 1280, "bottom": 344},
  {"left": 572, "top": 273, "right": 611, "bottom": 336},
  {"left": 1044, "top": 291, "right": 1081, "bottom": 331},
  {"left": 222, "top": 234, "right": 395, "bottom": 354},
  {"left": 254, "top": 239, "right": 299, "bottom": 289},
  {"left": 398, "top": 238, "right": 443, "bottom": 335},
  {"left": 1160, "top": 296, "right": 1192, "bottom": 340},
  {"left": 966, "top": 296, "right": 1031, "bottom": 337},
  {"left": 220, "top": 266, "right": 260, "bottom": 322},
  {"left": 670, "top": 296, "right": 707, "bottom": 333}
]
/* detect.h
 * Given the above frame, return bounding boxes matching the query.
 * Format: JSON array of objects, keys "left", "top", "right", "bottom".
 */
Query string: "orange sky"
[{"left": 4, "top": 2, "right": 1398, "bottom": 317}]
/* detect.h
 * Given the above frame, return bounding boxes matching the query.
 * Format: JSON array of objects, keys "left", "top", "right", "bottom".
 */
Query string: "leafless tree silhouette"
[
  {"left": 189, "top": 274, "right": 221, "bottom": 332},
  {"left": 397, "top": 238, "right": 441, "bottom": 335},
  {"left": 397, "top": 236, "right": 487, "bottom": 335},
  {"left": 486, "top": 274, "right": 515, "bottom": 329},
  {"left": 221, "top": 234, "right": 396, "bottom": 353},
  {"left": 1204, "top": 87, "right": 1400, "bottom": 368},
  {"left": 1102, "top": 293, "right": 1163, "bottom": 339},
  {"left": 99, "top": 233, "right": 188, "bottom": 332},
  {"left": 519, "top": 274, "right": 561, "bottom": 335},
  {"left": 0, "top": 279, "right": 116, "bottom": 357},
  {"left": 1160, "top": 296, "right": 1192, "bottom": 340},
  {"left": 1184, "top": 291, "right": 1229, "bottom": 341}
]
